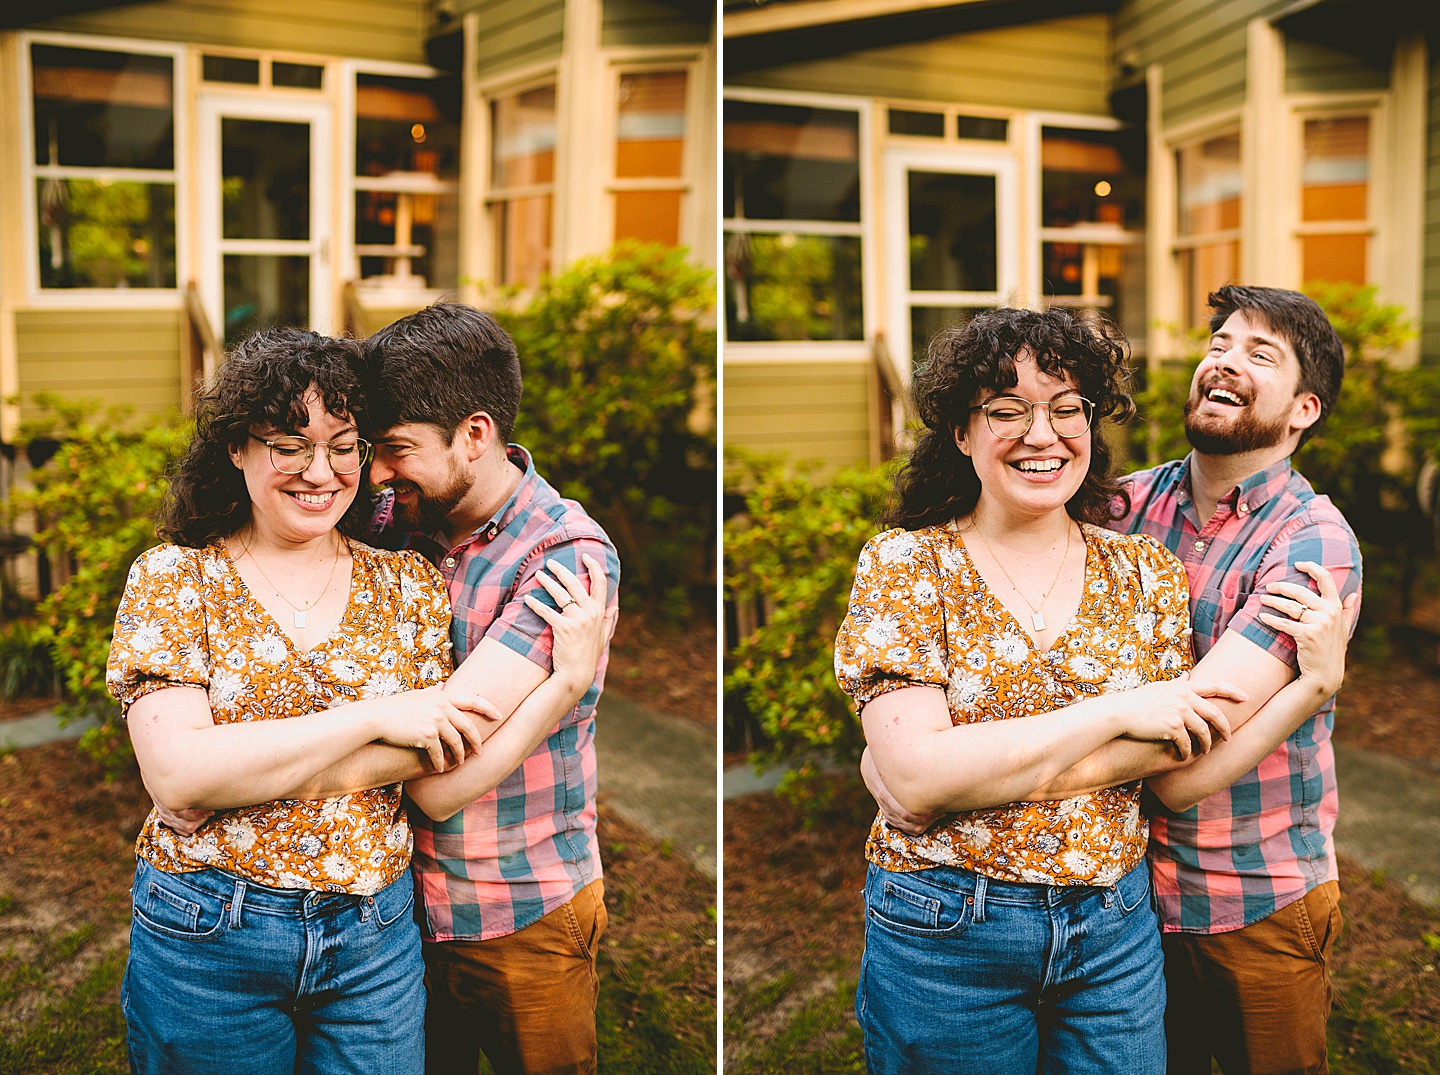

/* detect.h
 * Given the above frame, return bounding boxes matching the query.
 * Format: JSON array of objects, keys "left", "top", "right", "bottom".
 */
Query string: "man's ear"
[
  {"left": 457, "top": 411, "right": 498, "bottom": 461},
  {"left": 1289, "top": 391, "right": 1322, "bottom": 435}
]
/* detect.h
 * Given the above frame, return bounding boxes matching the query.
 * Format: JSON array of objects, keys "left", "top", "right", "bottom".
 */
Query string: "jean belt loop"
[
  {"left": 972, "top": 874, "right": 988, "bottom": 923},
  {"left": 229, "top": 880, "right": 247, "bottom": 929}
]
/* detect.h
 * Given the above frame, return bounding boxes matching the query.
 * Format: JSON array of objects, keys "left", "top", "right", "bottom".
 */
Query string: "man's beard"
[
  {"left": 390, "top": 467, "right": 473, "bottom": 533},
  {"left": 1183, "top": 393, "right": 1293, "bottom": 455}
]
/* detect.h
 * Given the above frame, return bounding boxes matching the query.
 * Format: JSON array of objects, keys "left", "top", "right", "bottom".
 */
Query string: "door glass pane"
[
  {"left": 1042, "top": 126, "right": 1144, "bottom": 230},
  {"left": 615, "top": 190, "right": 682, "bottom": 246},
  {"left": 910, "top": 306, "right": 991, "bottom": 368},
  {"left": 908, "top": 171, "right": 997, "bottom": 292},
  {"left": 223, "top": 255, "right": 309, "bottom": 345},
  {"left": 1302, "top": 116, "right": 1368, "bottom": 222},
  {"left": 222, "top": 118, "right": 310, "bottom": 240},
  {"left": 1177, "top": 242, "right": 1240, "bottom": 331},
  {"left": 491, "top": 195, "right": 552, "bottom": 287},
  {"left": 1176, "top": 134, "right": 1241, "bottom": 236}
]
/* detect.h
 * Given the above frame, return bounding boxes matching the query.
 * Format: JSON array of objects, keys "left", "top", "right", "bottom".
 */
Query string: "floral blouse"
[
  {"left": 106, "top": 541, "right": 453, "bottom": 895},
  {"left": 834, "top": 522, "right": 1192, "bottom": 887}
]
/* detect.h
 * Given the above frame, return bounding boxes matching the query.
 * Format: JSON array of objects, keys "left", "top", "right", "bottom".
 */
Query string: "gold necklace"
[
  {"left": 967, "top": 520, "right": 1072, "bottom": 632},
  {"left": 238, "top": 534, "right": 345, "bottom": 629}
]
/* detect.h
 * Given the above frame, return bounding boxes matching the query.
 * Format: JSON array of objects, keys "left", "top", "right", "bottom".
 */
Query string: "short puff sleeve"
[
  {"left": 392, "top": 550, "right": 454, "bottom": 688},
  {"left": 106, "top": 544, "right": 213, "bottom": 714},
  {"left": 834, "top": 529, "right": 950, "bottom": 707}
]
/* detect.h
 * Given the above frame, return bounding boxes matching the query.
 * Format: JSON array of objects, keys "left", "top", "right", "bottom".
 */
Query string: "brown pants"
[
  {"left": 422, "top": 879, "right": 608, "bottom": 1075},
  {"left": 1162, "top": 880, "right": 1342, "bottom": 1075}
]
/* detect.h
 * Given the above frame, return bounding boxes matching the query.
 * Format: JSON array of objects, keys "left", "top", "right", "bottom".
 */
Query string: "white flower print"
[
  {"left": 862, "top": 616, "right": 902, "bottom": 650},
  {"left": 321, "top": 852, "right": 356, "bottom": 881},
  {"left": 208, "top": 669, "right": 248, "bottom": 715},
  {"left": 950, "top": 819, "right": 992, "bottom": 849},
  {"left": 354, "top": 869, "right": 384, "bottom": 895},
  {"left": 946, "top": 669, "right": 988, "bottom": 714},
  {"left": 1133, "top": 610, "right": 1157, "bottom": 642},
  {"left": 317, "top": 796, "right": 355, "bottom": 826},
  {"left": 297, "top": 835, "right": 323, "bottom": 857},
  {"left": 876, "top": 532, "right": 917, "bottom": 566},
  {"left": 911, "top": 577, "right": 938, "bottom": 605},
  {"left": 251, "top": 635, "right": 288, "bottom": 664},
  {"left": 175, "top": 586, "right": 201, "bottom": 611},
  {"left": 419, "top": 660, "right": 443, "bottom": 683},
  {"left": 1066, "top": 655, "right": 1106, "bottom": 681},
  {"left": 966, "top": 649, "right": 987, "bottom": 671},
  {"left": 327, "top": 657, "right": 367, "bottom": 683},
  {"left": 131, "top": 623, "right": 164, "bottom": 651},
  {"left": 1060, "top": 849, "right": 1096, "bottom": 875},
  {"left": 223, "top": 648, "right": 246, "bottom": 670},
  {"left": 222, "top": 817, "right": 258, "bottom": 852},
  {"left": 993, "top": 635, "right": 1029, "bottom": 664},
  {"left": 148, "top": 545, "right": 184, "bottom": 575},
  {"left": 362, "top": 673, "right": 403, "bottom": 699},
  {"left": 1103, "top": 668, "right": 1143, "bottom": 693}
]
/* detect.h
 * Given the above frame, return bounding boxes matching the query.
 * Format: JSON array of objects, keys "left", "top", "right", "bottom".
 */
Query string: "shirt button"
[
  {"left": 1193, "top": 540, "right": 1206, "bottom": 553},
  {"left": 444, "top": 557, "right": 456, "bottom": 568},
  {"left": 1238, "top": 502, "right": 1249, "bottom": 515}
]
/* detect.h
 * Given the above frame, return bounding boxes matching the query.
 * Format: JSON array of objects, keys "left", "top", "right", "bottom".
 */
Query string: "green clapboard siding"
[
  {"left": 731, "top": 14, "right": 1111, "bottom": 115},
  {"left": 35, "top": 0, "right": 431, "bottom": 64},
  {"left": 15, "top": 308, "right": 184, "bottom": 427},
  {"left": 602, "top": 0, "right": 709, "bottom": 47},
  {"left": 1286, "top": 39, "right": 1388, "bottom": 94},
  {"left": 724, "top": 360, "right": 872, "bottom": 471},
  {"left": 457, "top": 0, "right": 565, "bottom": 76},
  {"left": 1115, "top": 0, "right": 1295, "bottom": 130},
  {"left": 1422, "top": 53, "right": 1440, "bottom": 365}
]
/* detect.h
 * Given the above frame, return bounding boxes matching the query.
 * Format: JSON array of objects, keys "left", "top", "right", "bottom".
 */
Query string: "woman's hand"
[
  {"left": 524, "top": 553, "right": 614, "bottom": 697},
  {"left": 861, "top": 747, "right": 942, "bottom": 835},
  {"left": 370, "top": 687, "right": 499, "bottom": 772},
  {"left": 1108, "top": 675, "right": 1245, "bottom": 761},
  {"left": 1257, "top": 561, "right": 1360, "bottom": 698}
]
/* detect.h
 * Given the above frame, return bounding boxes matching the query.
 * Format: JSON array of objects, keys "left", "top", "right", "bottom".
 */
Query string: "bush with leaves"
[
  {"left": 494, "top": 241, "right": 717, "bottom": 620},
  {"left": 723, "top": 449, "right": 897, "bottom": 776},
  {"left": 11, "top": 396, "right": 191, "bottom": 769}
]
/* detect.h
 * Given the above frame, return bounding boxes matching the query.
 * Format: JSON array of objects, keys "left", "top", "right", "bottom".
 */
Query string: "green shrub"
[
  {"left": 12, "top": 395, "right": 191, "bottom": 770},
  {"left": 496, "top": 241, "right": 717, "bottom": 620},
  {"left": 723, "top": 449, "right": 897, "bottom": 772},
  {"left": 0, "top": 618, "right": 56, "bottom": 702}
]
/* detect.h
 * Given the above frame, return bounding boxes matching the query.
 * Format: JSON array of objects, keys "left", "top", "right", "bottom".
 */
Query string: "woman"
[
  {"left": 105, "top": 327, "right": 610, "bottom": 1075},
  {"left": 834, "top": 307, "right": 1332, "bottom": 1073}
]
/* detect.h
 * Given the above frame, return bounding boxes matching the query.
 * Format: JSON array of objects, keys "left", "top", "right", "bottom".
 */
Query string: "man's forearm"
[{"left": 1027, "top": 737, "right": 1189, "bottom": 800}]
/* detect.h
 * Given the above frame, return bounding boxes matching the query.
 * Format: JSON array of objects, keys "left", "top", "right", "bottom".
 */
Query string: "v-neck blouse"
[
  {"left": 106, "top": 541, "right": 453, "bottom": 894},
  {"left": 835, "top": 522, "right": 1192, "bottom": 886}
]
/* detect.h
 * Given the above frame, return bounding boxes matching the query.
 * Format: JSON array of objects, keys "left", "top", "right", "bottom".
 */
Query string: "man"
[
  {"left": 365, "top": 301, "right": 621, "bottom": 1075},
  {"left": 865, "top": 286, "right": 1361, "bottom": 1074}
]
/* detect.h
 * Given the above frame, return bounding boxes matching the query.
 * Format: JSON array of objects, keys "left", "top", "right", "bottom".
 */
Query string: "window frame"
[
  {"left": 340, "top": 57, "right": 462, "bottom": 294},
  {"left": 476, "top": 70, "right": 560, "bottom": 289},
  {"left": 721, "top": 85, "right": 876, "bottom": 357},
  {"left": 1164, "top": 117, "right": 1245, "bottom": 336},
  {"left": 19, "top": 30, "right": 189, "bottom": 308}
]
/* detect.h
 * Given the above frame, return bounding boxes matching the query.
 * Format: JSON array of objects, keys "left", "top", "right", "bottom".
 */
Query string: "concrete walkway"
[
  {"left": 723, "top": 743, "right": 1440, "bottom": 911},
  {"left": 1, "top": 696, "right": 718, "bottom": 882}
]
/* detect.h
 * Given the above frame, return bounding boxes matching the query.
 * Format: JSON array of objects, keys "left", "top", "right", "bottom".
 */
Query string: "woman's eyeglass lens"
[
  {"left": 973, "top": 396, "right": 1094, "bottom": 439},
  {"left": 251, "top": 434, "right": 374, "bottom": 474}
]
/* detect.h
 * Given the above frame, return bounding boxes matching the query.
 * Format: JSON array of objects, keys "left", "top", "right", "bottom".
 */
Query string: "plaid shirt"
[
  {"left": 1116, "top": 455, "right": 1361, "bottom": 934},
  {"left": 375, "top": 444, "right": 621, "bottom": 941}
]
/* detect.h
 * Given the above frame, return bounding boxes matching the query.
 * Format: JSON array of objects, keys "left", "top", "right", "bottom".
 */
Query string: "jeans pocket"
[
  {"left": 1113, "top": 862, "right": 1151, "bottom": 917},
  {"left": 868, "top": 870, "right": 974, "bottom": 938},
  {"left": 371, "top": 877, "right": 416, "bottom": 930},
  {"left": 133, "top": 870, "right": 229, "bottom": 942}
]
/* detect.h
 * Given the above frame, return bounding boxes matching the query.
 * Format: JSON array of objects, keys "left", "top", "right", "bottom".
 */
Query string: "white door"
[
  {"left": 198, "top": 96, "right": 331, "bottom": 347},
  {"left": 884, "top": 149, "right": 1019, "bottom": 377}
]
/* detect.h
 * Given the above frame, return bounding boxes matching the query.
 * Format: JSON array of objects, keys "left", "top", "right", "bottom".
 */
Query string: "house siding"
[
  {"left": 602, "top": 0, "right": 709, "bottom": 48},
  {"left": 1286, "top": 39, "right": 1388, "bottom": 95},
  {"left": 724, "top": 360, "right": 873, "bottom": 471},
  {"left": 729, "top": 14, "right": 1112, "bottom": 115},
  {"left": 35, "top": 0, "right": 431, "bottom": 64},
  {"left": 458, "top": 0, "right": 565, "bottom": 77},
  {"left": 15, "top": 309, "right": 184, "bottom": 426},
  {"left": 1423, "top": 52, "right": 1440, "bottom": 365}
]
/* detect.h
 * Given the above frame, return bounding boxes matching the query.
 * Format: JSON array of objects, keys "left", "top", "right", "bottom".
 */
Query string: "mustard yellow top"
[
  {"left": 835, "top": 522, "right": 1192, "bottom": 886},
  {"left": 106, "top": 541, "right": 452, "bottom": 895}
]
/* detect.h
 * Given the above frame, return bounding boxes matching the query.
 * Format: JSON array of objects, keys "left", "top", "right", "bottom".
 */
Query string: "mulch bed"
[{"left": 605, "top": 607, "right": 716, "bottom": 726}]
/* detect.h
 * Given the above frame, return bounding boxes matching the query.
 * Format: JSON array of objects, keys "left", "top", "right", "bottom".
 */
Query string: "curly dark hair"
[
  {"left": 883, "top": 307, "right": 1136, "bottom": 531},
  {"left": 160, "top": 327, "right": 376, "bottom": 548}
]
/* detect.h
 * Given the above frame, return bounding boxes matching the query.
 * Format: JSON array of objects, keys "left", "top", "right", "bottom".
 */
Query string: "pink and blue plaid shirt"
[
  {"left": 1116, "top": 455, "right": 1361, "bottom": 935},
  {"left": 375, "top": 444, "right": 621, "bottom": 941}
]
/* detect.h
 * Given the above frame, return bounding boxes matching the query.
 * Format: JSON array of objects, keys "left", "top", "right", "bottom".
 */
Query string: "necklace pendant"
[
  {"left": 1031, "top": 611, "right": 1046, "bottom": 631},
  {"left": 294, "top": 610, "right": 307, "bottom": 629}
]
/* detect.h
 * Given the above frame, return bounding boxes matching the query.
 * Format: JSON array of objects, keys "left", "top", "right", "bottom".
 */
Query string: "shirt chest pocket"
[
  {"left": 454, "top": 590, "right": 505, "bottom": 653},
  {"left": 1193, "top": 569, "right": 1256, "bottom": 640}
]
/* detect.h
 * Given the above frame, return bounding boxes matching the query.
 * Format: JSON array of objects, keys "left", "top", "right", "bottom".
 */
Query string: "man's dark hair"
[
  {"left": 1207, "top": 285, "right": 1345, "bottom": 447},
  {"left": 884, "top": 307, "right": 1136, "bottom": 531},
  {"left": 161, "top": 327, "right": 376, "bottom": 547},
  {"left": 364, "top": 301, "right": 522, "bottom": 442}
]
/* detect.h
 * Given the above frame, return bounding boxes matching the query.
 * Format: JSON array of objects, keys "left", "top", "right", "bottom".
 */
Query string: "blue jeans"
[
  {"left": 857, "top": 859, "right": 1166, "bottom": 1075},
  {"left": 122, "top": 858, "right": 425, "bottom": 1075}
]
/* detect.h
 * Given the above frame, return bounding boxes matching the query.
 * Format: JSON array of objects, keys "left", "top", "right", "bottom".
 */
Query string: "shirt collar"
[
  {"left": 443, "top": 443, "right": 537, "bottom": 549},
  {"left": 1178, "top": 452, "right": 1292, "bottom": 513}
]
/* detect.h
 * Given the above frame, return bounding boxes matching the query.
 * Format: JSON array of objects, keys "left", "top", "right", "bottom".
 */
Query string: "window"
[
  {"left": 1040, "top": 125, "right": 1145, "bottom": 346},
  {"left": 487, "top": 84, "right": 556, "bottom": 287},
  {"left": 30, "top": 41, "right": 177, "bottom": 290},
  {"left": 612, "top": 70, "right": 689, "bottom": 247},
  {"left": 1173, "top": 131, "right": 1242, "bottom": 331},
  {"left": 354, "top": 72, "right": 460, "bottom": 290},
  {"left": 723, "top": 98, "right": 863, "bottom": 342},
  {"left": 1297, "top": 114, "right": 1370, "bottom": 287}
]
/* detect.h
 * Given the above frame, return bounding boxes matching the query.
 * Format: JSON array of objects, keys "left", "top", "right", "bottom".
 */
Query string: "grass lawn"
[
  {"left": 0, "top": 744, "right": 716, "bottom": 1075},
  {"left": 724, "top": 775, "right": 1440, "bottom": 1074}
]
